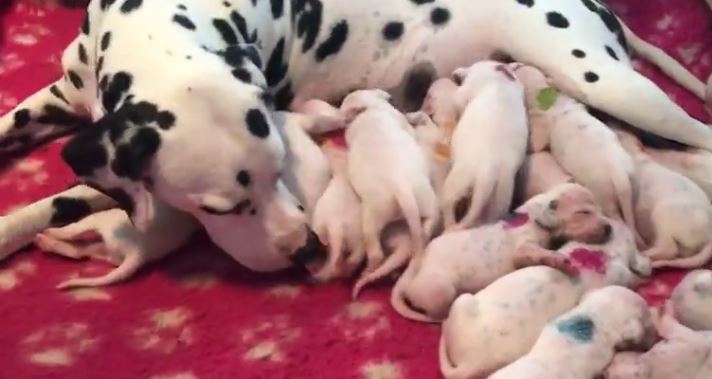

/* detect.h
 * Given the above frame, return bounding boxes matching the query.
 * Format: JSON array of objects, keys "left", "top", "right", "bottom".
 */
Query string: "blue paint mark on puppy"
[{"left": 556, "top": 315, "right": 595, "bottom": 342}]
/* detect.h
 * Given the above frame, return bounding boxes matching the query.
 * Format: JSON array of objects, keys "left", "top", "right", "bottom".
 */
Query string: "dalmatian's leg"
[{"left": 0, "top": 185, "right": 116, "bottom": 261}]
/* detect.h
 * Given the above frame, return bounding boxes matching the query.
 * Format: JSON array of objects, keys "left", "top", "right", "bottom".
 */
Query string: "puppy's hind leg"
[
  {"left": 361, "top": 205, "right": 389, "bottom": 273},
  {"left": 451, "top": 165, "right": 498, "bottom": 231},
  {"left": 441, "top": 164, "right": 475, "bottom": 230},
  {"left": 484, "top": 168, "right": 516, "bottom": 223}
]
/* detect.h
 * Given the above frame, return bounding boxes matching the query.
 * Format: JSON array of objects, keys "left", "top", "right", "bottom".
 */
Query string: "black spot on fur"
[
  {"left": 232, "top": 68, "right": 252, "bottom": 83},
  {"left": 223, "top": 1, "right": 230, "bottom": 6},
  {"left": 605, "top": 45, "right": 619, "bottom": 60},
  {"left": 104, "top": 188, "right": 135, "bottom": 215},
  {"left": 13, "top": 109, "right": 31, "bottom": 129},
  {"left": 237, "top": 170, "right": 251, "bottom": 186},
  {"left": 156, "top": 111, "right": 176, "bottom": 130},
  {"left": 50, "top": 85, "right": 70, "bottom": 104},
  {"left": 274, "top": 81, "right": 294, "bottom": 110},
  {"left": 403, "top": 64, "right": 435, "bottom": 112},
  {"left": 271, "top": 0, "right": 284, "bottom": 19},
  {"left": 78, "top": 43, "right": 88, "bottom": 64},
  {"left": 102, "top": 72, "right": 133, "bottom": 112},
  {"left": 516, "top": 0, "right": 534, "bottom": 7},
  {"left": 61, "top": 128, "right": 108, "bottom": 177},
  {"left": 547, "top": 12, "right": 570, "bottom": 28},
  {"left": 50, "top": 197, "right": 92, "bottom": 226},
  {"left": 585, "top": 71, "right": 599, "bottom": 83},
  {"left": 222, "top": 45, "right": 259, "bottom": 67},
  {"left": 293, "top": 0, "right": 323, "bottom": 53},
  {"left": 177, "top": 4, "right": 187, "bottom": 10},
  {"left": 409, "top": 0, "right": 434, "bottom": 4},
  {"left": 100, "top": 0, "right": 116, "bottom": 11},
  {"left": 430, "top": 7, "right": 450, "bottom": 26},
  {"left": 266, "top": 38, "right": 288, "bottom": 87},
  {"left": 572, "top": 49, "right": 586, "bottom": 58},
  {"left": 382, "top": 21, "right": 404, "bottom": 41},
  {"left": 67, "top": 70, "right": 84, "bottom": 89},
  {"left": 81, "top": 13, "right": 90, "bottom": 34},
  {"left": 37, "top": 105, "right": 87, "bottom": 127},
  {"left": 95, "top": 56, "right": 104, "bottom": 79},
  {"left": 599, "top": 9, "right": 627, "bottom": 52},
  {"left": 100, "top": 31, "right": 112, "bottom": 51},
  {"left": 581, "top": 0, "right": 598, "bottom": 12},
  {"left": 230, "top": 11, "right": 252, "bottom": 42},
  {"left": 120, "top": 0, "right": 142, "bottom": 13},
  {"left": 213, "top": 18, "right": 238, "bottom": 45},
  {"left": 316, "top": 20, "right": 348, "bottom": 62},
  {"left": 173, "top": 14, "right": 196, "bottom": 30},
  {"left": 245, "top": 108, "right": 270, "bottom": 138},
  {"left": 112, "top": 127, "right": 161, "bottom": 180}
]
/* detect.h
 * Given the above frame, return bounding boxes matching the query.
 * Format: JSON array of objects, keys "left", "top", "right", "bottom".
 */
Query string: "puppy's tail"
[
  {"left": 352, "top": 242, "right": 411, "bottom": 299},
  {"left": 56, "top": 251, "right": 145, "bottom": 289},
  {"left": 651, "top": 242, "right": 712, "bottom": 270},
  {"left": 452, "top": 165, "right": 497, "bottom": 231},
  {"left": 390, "top": 261, "right": 439, "bottom": 323},
  {"left": 439, "top": 334, "right": 470, "bottom": 379},
  {"left": 610, "top": 166, "right": 641, "bottom": 246},
  {"left": 623, "top": 22, "right": 706, "bottom": 100},
  {"left": 395, "top": 181, "right": 425, "bottom": 255}
]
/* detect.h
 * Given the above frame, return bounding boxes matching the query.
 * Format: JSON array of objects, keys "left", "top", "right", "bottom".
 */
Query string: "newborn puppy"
[
  {"left": 310, "top": 143, "right": 365, "bottom": 282},
  {"left": 515, "top": 151, "right": 574, "bottom": 206},
  {"left": 442, "top": 61, "right": 528, "bottom": 230},
  {"left": 515, "top": 65, "right": 641, "bottom": 247},
  {"left": 406, "top": 111, "right": 452, "bottom": 194},
  {"left": 489, "top": 286, "right": 656, "bottom": 379},
  {"left": 342, "top": 89, "right": 439, "bottom": 272},
  {"left": 273, "top": 111, "right": 334, "bottom": 217},
  {"left": 605, "top": 304, "right": 712, "bottom": 379},
  {"left": 616, "top": 130, "right": 712, "bottom": 269},
  {"left": 645, "top": 146, "right": 712, "bottom": 202},
  {"left": 392, "top": 183, "right": 610, "bottom": 322},
  {"left": 440, "top": 266, "right": 584, "bottom": 379},
  {"left": 35, "top": 204, "right": 197, "bottom": 289},
  {"left": 421, "top": 78, "right": 460, "bottom": 131},
  {"left": 670, "top": 270, "right": 712, "bottom": 331}
]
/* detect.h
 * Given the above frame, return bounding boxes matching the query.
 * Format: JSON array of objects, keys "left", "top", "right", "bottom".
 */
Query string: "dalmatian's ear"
[
  {"left": 525, "top": 195, "right": 560, "bottom": 230},
  {"left": 452, "top": 67, "right": 469, "bottom": 85}
]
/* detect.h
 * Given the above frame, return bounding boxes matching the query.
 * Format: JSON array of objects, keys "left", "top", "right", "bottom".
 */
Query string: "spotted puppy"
[
  {"left": 391, "top": 183, "right": 610, "bottom": 323},
  {"left": 515, "top": 151, "right": 574, "bottom": 206},
  {"left": 515, "top": 65, "right": 641, "bottom": 247},
  {"left": 35, "top": 204, "right": 197, "bottom": 289},
  {"left": 645, "top": 145, "right": 712, "bottom": 202},
  {"left": 669, "top": 270, "right": 712, "bottom": 331},
  {"left": 616, "top": 130, "right": 712, "bottom": 269},
  {"left": 489, "top": 286, "right": 656, "bottom": 379},
  {"left": 441, "top": 61, "right": 528, "bottom": 230},
  {"left": 342, "top": 89, "right": 439, "bottom": 273}
]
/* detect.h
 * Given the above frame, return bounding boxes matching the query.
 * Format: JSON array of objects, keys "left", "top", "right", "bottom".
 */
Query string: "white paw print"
[
  {"left": 131, "top": 307, "right": 195, "bottom": 354},
  {"left": 361, "top": 360, "right": 402, "bottom": 379},
  {"left": 21, "top": 323, "right": 98, "bottom": 366},
  {"left": 330, "top": 301, "right": 390, "bottom": 340},
  {"left": 240, "top": 315, "right": 301, "bottom": 363},
  {"left": 0, "top": 261, "right": 36, "bottom": 291}
]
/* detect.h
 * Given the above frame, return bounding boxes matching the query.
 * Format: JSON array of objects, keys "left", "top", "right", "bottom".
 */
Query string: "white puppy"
[
  {"left": 515, "top": 65, "right": 641, "bottom": 247},
  {"left": 421, "top": 78, "right": 460, "bottom": 131},
  {"left": 616, "top": 130, "right": 712, "bottom": 269},
  {"left": 489, "top": 286, "right": 656, "bottom": 379},
  {"left": 392, "top": 183, "right": 609, "bottom": 322},
  {"left": 341, "top": 89, "right": 439, "bottom": 272},
  {"left": 35, "top": 204, "right": 197, "bottom": 289},
  {"left": 405, "top": 111, "right": 452, "bottom": 195},
  {"left": 645, "top": 145, "right": 712, "bottom": 202},
  {"left": 515, "top": 151, "right": 573, "bottom": 205},
  {"left": 670, "top": 270, "right": 712, "bottom": 331}
]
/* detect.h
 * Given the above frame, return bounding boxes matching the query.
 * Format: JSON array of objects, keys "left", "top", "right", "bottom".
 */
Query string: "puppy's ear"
[
  {"left": 373, "top": 89, "right": 392, "bottom": 102},
  {"left": 452, "top": 67, "right": 468, "bottom": 85},
  {"left": 342, "top": 105, "right": 368, "bottom": 125},
  {"left": 532, "top": 198, "right": 560, "bottom": 230}
]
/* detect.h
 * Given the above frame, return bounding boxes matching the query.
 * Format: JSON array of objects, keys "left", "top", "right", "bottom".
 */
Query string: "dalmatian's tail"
[
  {"left": 651, "top": 242, "right": 712, "bottom": 270},
  {"left": 56, "top": 251, "right": 145, "bottom": 289},
  {"left": 623, "top": 23, "right": 706, "bottom": 100}
]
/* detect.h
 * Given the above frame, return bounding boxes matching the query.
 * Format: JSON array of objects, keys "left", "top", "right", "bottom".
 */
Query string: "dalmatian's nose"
[{"left": 289, "top": 230, "right": 327, "bottom": 270}]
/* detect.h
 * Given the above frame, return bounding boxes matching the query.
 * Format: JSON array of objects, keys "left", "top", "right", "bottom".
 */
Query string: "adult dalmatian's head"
[{"left": 60, "top": 45, "right": 322, "bottom": 268}]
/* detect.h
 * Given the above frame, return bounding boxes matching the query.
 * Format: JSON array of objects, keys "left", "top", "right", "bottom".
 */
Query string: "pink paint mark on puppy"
[
  {"left": 324, "top": 131, "right": 348, "bottom": 150},
  {"left": 503, "top": 213, "right": 529, "bottom": 229},
  {"left": 569, "top": 248, "right": 608, "bottom": 274}
]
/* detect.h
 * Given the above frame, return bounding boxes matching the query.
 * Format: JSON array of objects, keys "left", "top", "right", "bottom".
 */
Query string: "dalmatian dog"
[
  {"left": 35, "top": 204, "right": 197, "bottom": 289},
  {"left": 605, "top": 304, "right": 712, "bottom": 379},
  {"left": 515, "top": 64, "right": 642, "bottom": 247},
  {"left": 439, "top": 219, "right": 651, "bottom": 379},
  {"left": 489, "top": 286, "right": 657, "bottom": 379},
  {"left": 669, "top": 270, "right": 712, "bottom": 332},
  {"left": 616, "top": 130, "right": 712, "bottom": 269},
  {"left": 515, "top": 151, "right": 574, "bottom": 206},
  {"left": 644, "top": 145, "right": 712, "bottom": 202},
  {"left": 2, "top": 0, "right": 711, "bottom": 275},
  {"left": 391, "top": 183, "right": 609, "bottom": 323}
]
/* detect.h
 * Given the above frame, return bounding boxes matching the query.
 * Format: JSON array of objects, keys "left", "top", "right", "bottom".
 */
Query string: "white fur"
[{"left": 670, "top": 270, "right": 712, "bottom": 331}]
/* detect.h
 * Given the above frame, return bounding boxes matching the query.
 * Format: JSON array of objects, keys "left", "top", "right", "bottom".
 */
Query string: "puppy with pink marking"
[
  {"left": 514, "top": 65, "right": 641, "bottom": 247},
  {"left": 441, "top": 61, "right": 529, "bottom": 230},
  {"left": 391, "top": 183, "right": 609, "bottom": 323}
]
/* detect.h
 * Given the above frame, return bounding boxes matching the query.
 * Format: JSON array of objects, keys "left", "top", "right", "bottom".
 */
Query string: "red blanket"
[{"left": 0, "top": 1, "right": 709, "bottom": 378}]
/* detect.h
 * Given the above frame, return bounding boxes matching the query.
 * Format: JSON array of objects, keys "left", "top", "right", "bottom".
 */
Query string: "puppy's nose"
[
  {"left": 603, "top": 223, "right": 613, "bottom": 238},
  {"left": 290, "top": 230, "right": 327, "bottom": 267}
]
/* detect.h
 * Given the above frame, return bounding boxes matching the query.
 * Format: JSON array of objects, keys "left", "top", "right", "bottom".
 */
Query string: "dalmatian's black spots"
[
  {"left": 13, "top": 109, "right": 31, "bottom": 129},
  {"left": 213, "top": 18, "right": 239, "bottom": 45},
  {"left": 315, "top": 20, "right": 349, "bottom": 62},
  {"left": 260, "top": 91, "right": 275, "bottom": 108},
  {"left": 173, "top": 14, "right": 196, "bottom": 30},
  {"left": 251, "top": 0, "right": 258, "bottom": 5},
  {"left": 232, "top": 68, "right": 252, "bottom": 83},
  {"left": 37, "top": 105, "right": 88, "bottom": 127},
  {"left": 246, "top": 108, "right": 271, "bottom": 138},
  {"left": 271, "top": 0, "right": 284, "bottom": 19},
  {"left": 266, "top": 38, "right": 288, "bottom": 87},
  {"left": 120, "top": 0, "right": 143, "bottom": 13},
  {"left": 546, "top": 12, "right": 570, "bottom": 28},
  {"left": 105, "top": 187, "right": 135, "bottom": 215},
  {"left": 67, "top": 70, "right": 84, "bottom": 90},
  {"left": 111, "top": 127, "right": 161, "bottom": 180},
  {"left": 606, "top": 45, "right": 619, "bottom": 61},
  {"left": 81, "top": 13, "right": 90, "bottom": 35},
  {"left": 274, "top": 82, "right": 294, "bottom": 110},
  {"left": 78, "top": 43, "right": 88, "bottom": 65},
  {"left": 223, "top": 1, "right": 231, "bottom": 7},
  {"left": 62, "top": 129, "right": 108, "bottom": 178},
  {"left": 50, "top": 197, "right": 92, "bottom": 226},
  {"left": 100, "top": 0, "right": 116, "bottom": 11},
  {"left": 102, "top": 72, "right": 133, "bottom": 112},
  {"left": 401, "top": 62, "right": 436, "bottom": 112},
  {"left": 516, "top": 0, "right": 534, "bottom": 7},
  {"left": 599, "top": 10, "right": 627, "bottom": 52},
  {"left": 585, "top": 71, "right": 600, "bottom": 83},
  {"left": 430, "top": 7, "right": 450, "bottom": 26},
  {"left": 177, "top": 4, "right": 187, "bottom": 10},
  {"left": 95, "top": 56, "right": 104, "bottom": 79},
  {"left": 382, "top": 21, "right": 404, "bottom": 41},
  {"left": 581, "top": 0, "right": 598, "bottom": 12},
  {"left": 230, "top": 11, "right": 257, "bottom": 44},
  {"left": 409, "top": 0, "right": 434, "bottom": 5},
  {"left": 156, "top": 111, "right": 176, "bottom": 130},
  {"left": 556, "top": 315, "right": 595, "bottom": 343},
  {"left": 101, "top": 32, "right": 112, "bottom": 51},
  {"left": 50, "top": 85, "right": 70, "bottom": 105},
  {"left": 292, "top": 0, "right": 323, "bottom": 53},
  {"left": 572, "top": 49, "right": 586, "bottom": 58},
  {"left": 237, "top": 170, "right": 251, "bottom": 186}
]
